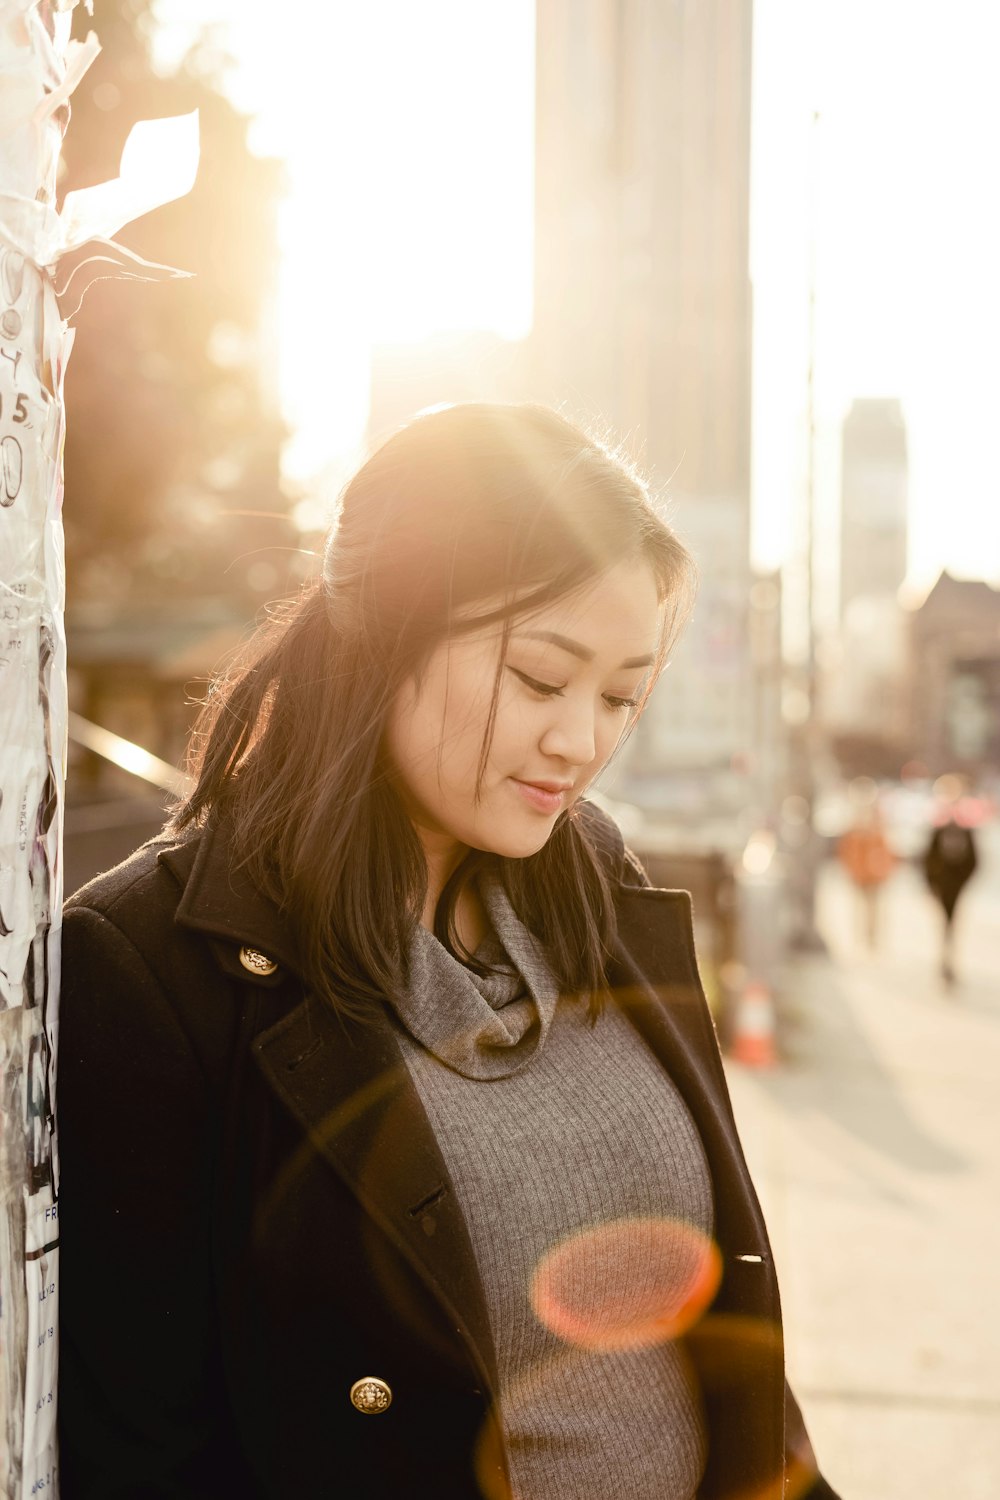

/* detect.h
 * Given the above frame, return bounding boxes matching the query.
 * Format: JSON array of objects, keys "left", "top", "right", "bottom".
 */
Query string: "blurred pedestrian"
[
  {"left": 837, "top": 800, "right": 896, "bottom": 950},
  {"left": 57, "top": 404, "right": 838, "bottom": 1499},
  {"left": 922, "top": 803, "right": 979, "bottom": 987}
]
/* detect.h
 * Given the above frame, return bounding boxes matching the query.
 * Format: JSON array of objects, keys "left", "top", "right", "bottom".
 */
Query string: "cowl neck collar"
[{"left": 393, "top": 876, "right": 561, "bottom": 1080}]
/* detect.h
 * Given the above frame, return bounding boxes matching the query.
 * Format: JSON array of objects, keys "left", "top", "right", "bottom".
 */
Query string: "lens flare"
[
  {"left": 530, "top": 1216, "right": 722, "bottom": 1351},
  {"left": 725, "top": 1455, "right": 819, "bottom": 1500}
]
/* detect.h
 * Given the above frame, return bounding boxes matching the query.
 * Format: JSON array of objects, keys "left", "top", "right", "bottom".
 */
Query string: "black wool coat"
[{"left": 57, "top": 809, "right": 839, "bottom": 1499}]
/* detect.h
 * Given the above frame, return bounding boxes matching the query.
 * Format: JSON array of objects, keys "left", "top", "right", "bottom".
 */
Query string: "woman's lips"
[{"left": 512, "top": 779, "right": 571, "bottom": 814}]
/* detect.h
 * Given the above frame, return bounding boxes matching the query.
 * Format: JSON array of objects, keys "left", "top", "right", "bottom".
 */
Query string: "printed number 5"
[{"left": 0, "top": 394, "right": 27, "bottom": 424}]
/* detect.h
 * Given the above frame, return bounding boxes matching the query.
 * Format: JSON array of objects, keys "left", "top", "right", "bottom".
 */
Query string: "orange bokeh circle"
[{"left": 530, "top": 1216, "right": 722, "bottom": 1351}]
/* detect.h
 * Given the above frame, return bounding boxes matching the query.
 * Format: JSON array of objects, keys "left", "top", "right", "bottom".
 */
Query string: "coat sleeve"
[{"left": 57, "top": 904, "right": 244, "bottom": 1497}]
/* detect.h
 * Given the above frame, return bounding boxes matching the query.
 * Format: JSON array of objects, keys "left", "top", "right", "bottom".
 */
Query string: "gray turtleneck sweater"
[{"left": 390, "top": 878, "right": 714, "bottom": 1500}]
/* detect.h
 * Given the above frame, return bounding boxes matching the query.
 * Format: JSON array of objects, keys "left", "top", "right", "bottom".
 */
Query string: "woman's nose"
[{"left": 538, "top": 699, "right": 597, "bottom": 768}]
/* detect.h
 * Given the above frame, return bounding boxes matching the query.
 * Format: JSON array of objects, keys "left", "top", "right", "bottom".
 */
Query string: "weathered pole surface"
[
  {"left": 0, "top": 6, "right": 196, "bottom": 1492},
  {"left": 0, "top": 6, "right": 80, "bottom": 1492}
]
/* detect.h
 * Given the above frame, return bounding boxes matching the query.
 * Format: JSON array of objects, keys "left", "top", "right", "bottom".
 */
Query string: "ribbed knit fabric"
[{"left": 392, "top": 880, "right": 714, "bottom": 1500}]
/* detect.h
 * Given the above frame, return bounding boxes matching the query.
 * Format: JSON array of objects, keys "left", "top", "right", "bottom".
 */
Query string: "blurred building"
[
  {"left": 907, "top": 571, "right": 1000, "bottom": 777},
  {"left": 839, "top": 398, "right": 909, "bottom": 621},
  {"left": 824, "top": 398, "right": 911, "bottom": 776},
  {"left": 822, "top": 596, "right": 910, "bottom": 778},
  {"left": 531, "top": 0, "right": 755, "bottom": 843}
]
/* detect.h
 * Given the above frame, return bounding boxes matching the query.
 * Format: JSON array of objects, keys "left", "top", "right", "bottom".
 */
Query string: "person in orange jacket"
[{"left": 837, "top": 801, "right": 896, "bottom": 950}]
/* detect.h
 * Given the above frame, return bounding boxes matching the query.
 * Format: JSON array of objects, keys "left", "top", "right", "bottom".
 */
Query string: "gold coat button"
[
  {"left": 350, "top": 1376, "right": 392, "bottom": 1414},
  {"left": 239, "top": 946, "right": 278, "bottom": 977}
]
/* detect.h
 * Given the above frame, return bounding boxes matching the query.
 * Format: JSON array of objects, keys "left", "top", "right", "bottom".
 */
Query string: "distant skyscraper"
[
  {"left": 839, "top": 398, "right": 909, "bottom": 619},
  {"left": 531, "top": 0, "right": 755, "bottom": 827},
  {"left": 824, "top": 400, "right": 910, "bottom": 753}
]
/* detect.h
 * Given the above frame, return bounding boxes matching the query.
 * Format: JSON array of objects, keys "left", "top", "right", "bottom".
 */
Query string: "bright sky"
[
  {"left": 752, "top": 0, "right": 1000, "bottom": 604},
  {"left": 152, "top": 0, "right": 1000, "bottom": 595},
  {"left": 152, "top": 0, "right": 535, "bottom": 504}
]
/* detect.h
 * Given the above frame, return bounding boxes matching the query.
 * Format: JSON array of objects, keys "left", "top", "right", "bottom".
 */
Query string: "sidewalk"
[{"left": 723, "top": 834, "right": 1000, "bottom": 1499}]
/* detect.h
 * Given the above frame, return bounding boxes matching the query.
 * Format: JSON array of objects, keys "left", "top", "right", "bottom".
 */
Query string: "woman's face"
[{"left": 384, "top": 559, "right": 662, "bottom": 880}]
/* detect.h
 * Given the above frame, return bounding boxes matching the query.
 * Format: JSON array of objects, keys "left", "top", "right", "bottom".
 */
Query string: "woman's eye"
[
  {"left": 604, "top": 694, "right": 639, "bottom": 712},
  {"left": 508, "top": 668, "right": 564, "bottom": 698}
]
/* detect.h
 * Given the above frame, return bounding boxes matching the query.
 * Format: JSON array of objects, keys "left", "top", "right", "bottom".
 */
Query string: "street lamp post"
[{"left": 784, "top": 109, "right": 826, "bottom": 952}]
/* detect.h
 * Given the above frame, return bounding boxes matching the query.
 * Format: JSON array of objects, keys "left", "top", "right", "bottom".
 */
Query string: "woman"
[{"left": 58, "top": 404, "right": 838, "bottom": 1498}]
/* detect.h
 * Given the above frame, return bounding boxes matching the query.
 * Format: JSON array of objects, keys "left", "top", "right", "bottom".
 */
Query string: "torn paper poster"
[{"left": 0, "top": 2, "right": 197, "bottom": 1494}]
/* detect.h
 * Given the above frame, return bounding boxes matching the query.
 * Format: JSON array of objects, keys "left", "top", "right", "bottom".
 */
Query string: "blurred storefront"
[{"left": 907, "top": 571, "right": 1000, "bottom": 779}]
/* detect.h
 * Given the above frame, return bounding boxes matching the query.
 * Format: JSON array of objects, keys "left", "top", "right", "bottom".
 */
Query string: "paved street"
[{"left": 723, "top": 826, "right": 1000, "bottom": 1498}]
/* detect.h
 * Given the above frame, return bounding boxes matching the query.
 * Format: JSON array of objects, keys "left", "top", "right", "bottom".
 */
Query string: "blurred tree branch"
[{"left": 62, "top": 0, "right": 290, "bottom": 609}]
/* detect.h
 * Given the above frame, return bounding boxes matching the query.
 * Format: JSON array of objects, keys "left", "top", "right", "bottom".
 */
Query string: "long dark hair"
[{"left": 172, "top": 403, "right": 696, "bottom": 1021}]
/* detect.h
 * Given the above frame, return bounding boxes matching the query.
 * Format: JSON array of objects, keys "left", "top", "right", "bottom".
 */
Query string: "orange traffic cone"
[{"left": 731, "top": 981, "right": 778, "bottom": 1068}]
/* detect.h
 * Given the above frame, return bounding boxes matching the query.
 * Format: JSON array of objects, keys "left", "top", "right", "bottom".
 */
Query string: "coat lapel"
[
  {"left": 251, "top": 990, "right": 501, "bottom": 1400},
  {"left": 609, "top": 885, "right": 774, "bottom": 1262},
  {"left": 164, "top": 818, "right": 501, "bottom": 1400}
]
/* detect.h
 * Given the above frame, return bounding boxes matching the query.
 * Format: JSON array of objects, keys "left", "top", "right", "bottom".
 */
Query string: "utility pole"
[
  {"left": 0, "top": 7, "right": 196, "bottom": 1490},
  {"left": 786, "top": 108, "right": 826, "bottom": 951},
  {"left": 0, "top": 9, "right": 82, "bottom": 1489},
  {"left": 805, "top": 111, "right": 819, "bottom": 734}
]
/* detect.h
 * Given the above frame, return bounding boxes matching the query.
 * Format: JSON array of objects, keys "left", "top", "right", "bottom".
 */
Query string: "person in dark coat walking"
[
  {"left": 922, "top": 794, "right": 979, "bottom": 986},
  {"left": 57, "top": 404, "right": 840, "bottom": 1499}
]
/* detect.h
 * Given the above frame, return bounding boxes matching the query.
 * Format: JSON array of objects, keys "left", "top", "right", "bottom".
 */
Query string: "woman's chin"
[{"left": 471, "top": 819, "right": 559, "bottom": 862}]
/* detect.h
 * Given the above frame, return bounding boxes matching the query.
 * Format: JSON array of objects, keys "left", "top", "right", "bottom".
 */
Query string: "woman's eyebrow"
[{"left": 516, "top": 629, "right": 654, "bottom": 670}]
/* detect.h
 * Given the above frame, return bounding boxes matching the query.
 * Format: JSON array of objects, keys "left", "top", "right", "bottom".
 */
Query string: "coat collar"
[
  {"left": 160, "top": 815, "right": 300, "bottom": 976},
  {"left": 161, "top": 796, "right": 626, "bottom": 979}
]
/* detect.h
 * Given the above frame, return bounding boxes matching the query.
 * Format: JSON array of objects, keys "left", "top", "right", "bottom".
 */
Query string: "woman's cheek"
[{"left": 596, "top": 709, "right": 629, "bottom": 770}]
